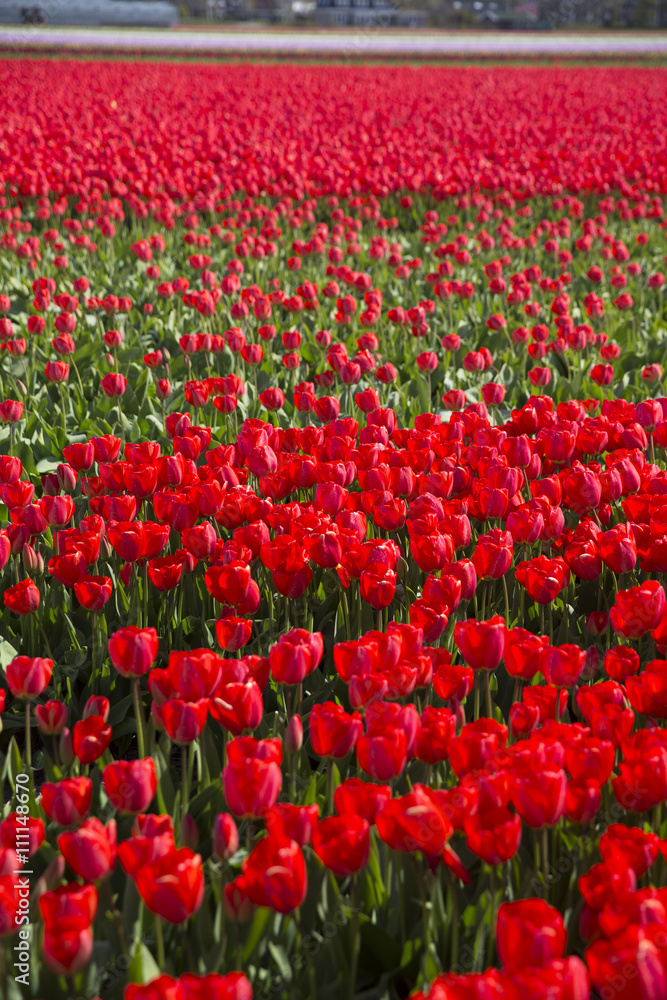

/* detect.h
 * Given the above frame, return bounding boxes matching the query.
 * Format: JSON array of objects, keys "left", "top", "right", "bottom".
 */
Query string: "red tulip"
[
  {"left": 610, "top": 580, "right": 666, "bottom": 639},
  {"left": 464, "top": 806, "right": 522, "bottom": 865},
  {"left": 242, "top": 836, "right": 307, "bottom": 914},
  {"left": 376, "top": 785, "right": 453, "bottom": 856},
  {"left": 135, "top": 848, "right": 204, "bottom": 923},
  {"left": 334, "top": 778, "right": 391, "bottom": 825},
  {"left": 74, "top": 574, "right": 112, "bottom": 610},
  {"left": 101, "top": 373, "right": 127, "bottom": 397},
  {"left": 269, "top": 628, "right": 323, "bottom": 686},
  {"left": 4, "top": 578, "right": 40, "bottom": 615},
  {"left": 309, "top": 701, "right": 363, "bottom": 759},
  {"left": 58, "top": 818, "right": 116, "bottom": 881},
  {"left": 454, "top": 616, "right": 505, "bottom": 671},
  {"left": 108, "top": 626, "right": 158, "bottom": 678},
  {"left": 212, "top": 813, "right": 239, "bottom": 861},
  {"left": 496, "top": 898, "right": 566, "bottom": 970},
  {"left": 5, "top": 656, "right": 52, "bottom": 699},
  {"left": 209, "top": 679, "right": 263, "bottom": 736},
  {"left": 39, "top": 882, "right": 98, "bottom": 927},
  {"left": 154, "top": 698, "right": 209, "bottom": 745},
  {"left": 42, "top": 922, "right": 93, "bottom": 976},
  {"left": 72, "top": 715, "right": 112, "bottom": 764},
  {"left": 312, "top": 815, "right": 370, "bottom": 877},
  {"left": 41, "top": 777, "right": 92, "bottom": 826},
  {"left": 102, "top": 759, "right": 157, "bottom": 814},
  {"left": 223, "top": 754, "right": 282, "bottom": 819}
]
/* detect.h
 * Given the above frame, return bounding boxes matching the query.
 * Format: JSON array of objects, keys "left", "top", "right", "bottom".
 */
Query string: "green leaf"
[
  {"left": 128, "top": 942, "right": 161, "bottom": 984},
  {"left": 242, "top": 906, "right": 272, "bottom": 963}
]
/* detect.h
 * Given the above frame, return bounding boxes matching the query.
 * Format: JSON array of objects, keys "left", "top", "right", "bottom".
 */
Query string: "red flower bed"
[{"left": 1, "top": 56, "right": 667, "bottom": 1000}]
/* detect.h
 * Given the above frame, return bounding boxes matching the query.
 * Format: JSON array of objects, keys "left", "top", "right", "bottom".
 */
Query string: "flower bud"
[
  {"left": 582, "top": 645, "right": 600, "bottom": 681},
  {"left": 56, "top": 463, "right": 78, "bottom": 493},
  {"left": 83, "top": 695, "right": 110, "bottom": 721},
  {"left": 43, "top": 854, "right": 67, "bottom": 890},
  {"left": 180, "top": 813, "right": 199, "bottom": 851},
  {"left": 223, "top": 878, "right": 255, "bottom": 923},
  {"left": 16, "top": 380, "right": 27, "bottom": 396},
  {"left": 284, "top": 714, "right": 303, "bottom": 754},
  {"left": 156, "top": 378, "right": 172, "bottom": 401},
  {"left": 35, "top": 699, "right": 67, "bottom": 736},
  {"left": 213, "top": 812, "right": 239, "bottom": 861},
  {"left": 586, "top": 611, "right": 609, "bottom": 637},
  {"left": 41, "top": 473, "right": 61, "bottom": 496},
  {"left": 59, "top": 727, "right": 74, "bottom": 768},
  {"left": 22, "top": 544, "right": 43, "bottom": 575}
]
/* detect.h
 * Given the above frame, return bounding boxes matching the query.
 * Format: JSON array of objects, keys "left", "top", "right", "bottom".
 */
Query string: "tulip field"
[{"left": 2, "top": 57, "right": 667, "bottom": 1000}]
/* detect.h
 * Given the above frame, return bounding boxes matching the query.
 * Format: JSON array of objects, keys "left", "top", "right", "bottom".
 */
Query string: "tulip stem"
[
  {"left": 484, "top": 670, "right": 493, "bottom": 720},
  {"left": 502, "top": 574, "right": 510, "bottom": 627},
  {"left": 57, "top": 383, "right": 67, "bottom": 441},
  {"left": 489, "top": 865, "right": 499, "bottom": 964},
  {"left": 143, "top": 560, "right": 149, "bottom": 629},
  {"left": 348, "top": 874, "right": 360, "bottom": 1000},
  {"left": 448, "top": 877, "right": 459, "bottom": 968},
  {"left": 327, "top": 762, "right": 335, "bottom": 816},
  {"left": 340, "top": 584, "right": 352, "bottom": 641},
  {"left": 414, "top": 859, "right": 432, "bottom": 980},
  {"left": 0, "top": 941, "right": 6, "bottom": 1000},
  {"left": 541, "top": 827, "right": 549, "bottom": 902},
  {"left": 104, "top": 881, "right": 130, "bottom": 959},
  {"left": 24, "top": 702, "right": 31, "bottom": 770},
  {"left": 473, "top": 672, "right": 480, "bottom": 722},
  {"left": 132, "top": 678, "right": 146, "bottom": 759},
  {"left": 293, "top": 911, "right": 317, "bottom": 1000},
  {"left": 91, "top": 610, "right": 100, "bottom": 691},
  {"left": 182, "top": 745, "right": 189, "bottom": 827},
  {"left": 155, "top": 915, "right": 166, "bottom": 970}
]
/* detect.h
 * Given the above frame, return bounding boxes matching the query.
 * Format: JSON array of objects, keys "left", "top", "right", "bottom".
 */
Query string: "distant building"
[
  {"left": 315, "top": 0, "right": 428, "bottom": 27},
  {"left": 0, "top": 0, "right": 179, "bottom": 26}
]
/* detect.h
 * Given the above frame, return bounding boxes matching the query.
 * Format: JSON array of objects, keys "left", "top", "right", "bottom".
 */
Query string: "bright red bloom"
[
  {"left": 515, "top": 556, "right": 567, "bottom": 605},
  {"left": 464, "top": 807, "right": 522, "bottom": 865},
  {"left": 108, "top": 626, "right": 159, "bottom": 678},
  {"left": 242, "top": 836, "right": 307, "bottom": 914},
  {"left": 610, "top": 580, "right": 666, "bottom": 639},
  {"left": 269, "top": 628, "right": 324, "bottom": 686},
  {"left": 135, "top": 848, "right": 205, "bottom": 923},
  {"left": 309, "top": 701, "right": 363, "bottom": 759},
  {"left": 454, "top": 616, "right": 505, "bottom": 670},
  {"left": 471, "top": 529, "right": 513, "bottom": 580},
  {"left": 223, "top": 752, "right": 282, "bottom": 819},
  {"left": 41, "top": 777, "right": 92, "bottom": 826},
  {"left": 101, "top": 372, "right": 127, "bottom": 397},
  {"left": 154, "top": 698, "right": 209, "bottom": 745},
  {"left": 74, "top": 574, "right": 112, "bottom": 610},
  {"left": 311, "top": 815, "right": 370, "bottom": 877},
  {"left": 376, "top": 785, "right": 453, "bottom": 856},
  {"left": 58, "top": 817, "right": 116, "bottom": 882},
  {"left": 496, "top": 899, "right": 566, "bottom": 970},
  {"left": 102, "top": 759, "right": 157, "bottom": 814},
  {"left": 72, "top": 714, "right": 112, "bottom": 764},
  {"left": 5, "top": 655, "right": 52, "bottom": 698},
  {"left": 4, "top": 578, "right": 40, "bottom": 615},
  {"left": 334, "top": 778, "right": 392, "bottom": 825},
  {"left": 540, "top": 643, "right": 587, "bottom": 688}
]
